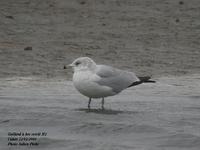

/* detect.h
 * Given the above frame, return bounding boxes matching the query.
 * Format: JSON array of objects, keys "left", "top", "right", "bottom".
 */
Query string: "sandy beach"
[
  {"left": 0, "top": 0, "right": 200, "bottom": 150},
  {"left": 0, "top": 0, "right": 199, "bottom": 78}
]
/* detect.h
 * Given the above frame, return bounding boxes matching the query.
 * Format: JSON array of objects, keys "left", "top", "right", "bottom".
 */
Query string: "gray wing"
[{"left": 95, "top": 65, "right": 139, "bottom": 93}]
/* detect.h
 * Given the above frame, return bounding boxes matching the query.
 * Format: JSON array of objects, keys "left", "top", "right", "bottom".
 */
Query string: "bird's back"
[{"left": 95, "top": 65, "right": 139, "bottom": 93}]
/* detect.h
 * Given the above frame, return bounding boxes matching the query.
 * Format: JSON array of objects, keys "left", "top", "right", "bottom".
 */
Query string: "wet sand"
[
  {"left": 0, "top": 75, "right": 200, "bottom": 150},
  {"left": 0, "top": 0, "right": 200, "bottom": 78}
]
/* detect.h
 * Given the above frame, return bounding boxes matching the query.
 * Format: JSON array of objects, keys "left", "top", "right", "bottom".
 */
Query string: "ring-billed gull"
[{"left": 67, "top": 57, "right": 155, "bottom": 109}]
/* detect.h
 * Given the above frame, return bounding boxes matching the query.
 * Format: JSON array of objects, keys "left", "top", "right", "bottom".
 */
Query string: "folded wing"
[{"left": 95, "top": 65, "right": 139, "bottom": 93}]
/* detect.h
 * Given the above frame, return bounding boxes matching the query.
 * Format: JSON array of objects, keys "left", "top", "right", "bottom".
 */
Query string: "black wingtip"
[
  {"left": 128, "top": 76, "right": 155, "bottom": 88},
  {"left": 138, "top": 76, "right": 156, "bottom": 83},
  {"left": 144, "top": 80, "right": 156, "bottom": 83}
]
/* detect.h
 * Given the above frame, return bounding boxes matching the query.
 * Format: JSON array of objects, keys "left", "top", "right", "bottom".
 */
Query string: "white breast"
[{"left": 72, "top": 71, "right": 115, "bottom": 98}]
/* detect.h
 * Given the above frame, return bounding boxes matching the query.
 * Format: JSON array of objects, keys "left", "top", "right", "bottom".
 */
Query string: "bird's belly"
[{"left": 73, "top": 73, "right": 114, "bottom": 98}]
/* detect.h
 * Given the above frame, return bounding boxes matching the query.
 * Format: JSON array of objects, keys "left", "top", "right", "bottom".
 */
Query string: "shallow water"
[{"left": 0, "top": 75, "right": 200, "bottom": 150}]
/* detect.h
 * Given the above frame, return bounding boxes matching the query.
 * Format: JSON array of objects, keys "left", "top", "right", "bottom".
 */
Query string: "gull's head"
[{"left": 68, "top": 57, "right": 96, "bottom": 72}]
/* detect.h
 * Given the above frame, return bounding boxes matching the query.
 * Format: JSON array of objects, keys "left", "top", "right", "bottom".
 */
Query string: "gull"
[{"left": 67, "top": 57, "right": 155, "bottom": 110}]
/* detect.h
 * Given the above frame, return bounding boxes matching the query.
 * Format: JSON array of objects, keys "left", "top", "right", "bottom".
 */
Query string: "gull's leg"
[
  {"left": 101, "top": 97, "right": 104, "bottom": 110},
  {"left": 88, "top": 98, "right": 91, "bottom": 109}
]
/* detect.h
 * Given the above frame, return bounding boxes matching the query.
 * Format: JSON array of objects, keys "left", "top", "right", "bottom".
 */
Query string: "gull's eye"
[{"left": 75, "top": 61, "right": 81, "bottom": 66}]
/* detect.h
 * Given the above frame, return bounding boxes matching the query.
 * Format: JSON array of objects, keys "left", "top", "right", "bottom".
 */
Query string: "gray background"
[{"left": 0, "top": 0, "right": 199, "bottom": 78}]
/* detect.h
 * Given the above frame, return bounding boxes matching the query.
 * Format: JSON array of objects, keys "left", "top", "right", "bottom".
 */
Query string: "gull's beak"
[
  {"left": 68, "top": 63, "right": 73, "bottom": 67},
  {"left": 63, "top": 64, "right": 73, "bottom": 69}
]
